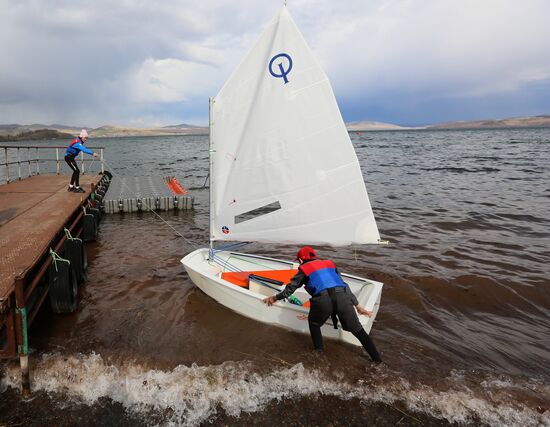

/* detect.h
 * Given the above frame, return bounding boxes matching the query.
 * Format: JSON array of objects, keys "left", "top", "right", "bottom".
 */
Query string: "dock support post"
[
  {"left": 17, "top": 148, "right": 21, "bottom": 180},
  {"left": 27, "top": 147, "right": 32, "bottom": 177},
  {"left": 14, "top": 277, "right": 31, "bottom": 397},
  {"left": 3, "top": 147, "right": 8, "bottom": 183}
]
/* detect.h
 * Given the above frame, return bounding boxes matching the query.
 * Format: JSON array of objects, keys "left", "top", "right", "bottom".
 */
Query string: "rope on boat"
[
  {"left": 201, "top": 173, "right": 209, "bottom": 188},
  {"left": 288, "top": 295, "right": 303, "bottom": 306},
  {"left": 211, "top": 252, "right": 241, "bottom": 272},
  {"left": 215, "top": 242, "right": 250, "bottom": 251},
  {"left": 215, "top": 252, "right": 279, "bottom": 273}
]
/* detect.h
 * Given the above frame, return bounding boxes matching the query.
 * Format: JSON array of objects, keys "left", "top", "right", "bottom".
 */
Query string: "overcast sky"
[{"left": 1, "top": 0, "right": 549, "bottom": 127}]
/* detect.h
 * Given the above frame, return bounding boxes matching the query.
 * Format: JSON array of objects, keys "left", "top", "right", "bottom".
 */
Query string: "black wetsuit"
[
  {"left": 275, "top": 261, "right": 382, "bottom": 362},
  {"left": 65, "top": 156, "right": 80, "bottom": 186}
]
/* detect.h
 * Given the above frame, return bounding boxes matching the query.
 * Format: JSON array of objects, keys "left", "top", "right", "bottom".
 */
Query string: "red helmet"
[{"left": 296, "top": 246, "right": 317, "bottom": 261}]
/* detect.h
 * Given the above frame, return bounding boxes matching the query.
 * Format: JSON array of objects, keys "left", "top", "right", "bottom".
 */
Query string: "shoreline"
[{"left": 0, "top": 386, "right": 462, "bottom": 426}]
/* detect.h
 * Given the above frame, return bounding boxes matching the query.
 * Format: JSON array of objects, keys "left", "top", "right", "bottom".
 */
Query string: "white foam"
[{"left": 2, "top": 352, "right": 549, "bottom": 427}]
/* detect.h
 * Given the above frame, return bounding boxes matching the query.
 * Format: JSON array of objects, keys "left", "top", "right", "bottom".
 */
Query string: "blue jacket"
[{"left": 65, "top": 137, "right": 93, "bottom": 157}]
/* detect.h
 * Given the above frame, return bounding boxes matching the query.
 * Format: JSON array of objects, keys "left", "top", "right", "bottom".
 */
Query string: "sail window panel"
[{"left": 234, "top": 201, "right": 282, "bottom": 224}]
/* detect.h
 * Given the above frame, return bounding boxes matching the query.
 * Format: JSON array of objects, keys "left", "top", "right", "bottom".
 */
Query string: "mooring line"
[
  {"left": 201, "top": 172, "right": 209, "bottom": 188},
  {"left": 86, "top": 156, "right": 96, "bottom": 174},
  {"left": 101, "top": 159, "right": 201, "bottom": 246}
]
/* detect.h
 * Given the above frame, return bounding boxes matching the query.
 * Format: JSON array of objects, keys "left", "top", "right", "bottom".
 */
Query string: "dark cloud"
[{"left": 1, "top": 0, "right": 549, "bottom": 126}]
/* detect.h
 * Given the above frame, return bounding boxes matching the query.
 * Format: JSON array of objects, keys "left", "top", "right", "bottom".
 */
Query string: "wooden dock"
[
  {"left": 0, "top": 175, "right": 100, "bottom": 299},
  {"left": 0, "top": 173, "right": 106, "bottom": 395}
]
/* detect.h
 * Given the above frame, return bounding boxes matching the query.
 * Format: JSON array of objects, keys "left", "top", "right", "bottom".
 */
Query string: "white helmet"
[{"left": 80, "top": 129, "right": 89, "bottom": 139}]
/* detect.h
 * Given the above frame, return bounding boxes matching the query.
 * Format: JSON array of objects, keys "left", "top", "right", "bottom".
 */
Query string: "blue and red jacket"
[
  {"left": 299, "top": 259, "right": 346, "bottom": 296},
  {"left": 275, "top": 258, "right": 357, "bottom": 303},
  {"left": 65, "top": 137, "right": 93, "bottom": 157}
]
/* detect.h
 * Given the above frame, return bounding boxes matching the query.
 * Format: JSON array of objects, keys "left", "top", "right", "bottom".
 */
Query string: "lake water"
[{"left": 1, "top": 128, "right": 549, "bottom": 426}]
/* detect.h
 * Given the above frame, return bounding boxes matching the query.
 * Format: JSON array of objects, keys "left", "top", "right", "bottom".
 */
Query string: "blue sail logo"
[{"left": 269, "top": 53, "right": 293, "bottom": 84}]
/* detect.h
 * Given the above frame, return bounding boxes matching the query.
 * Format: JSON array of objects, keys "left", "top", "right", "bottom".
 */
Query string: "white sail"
[{"left": 211, "top": 6, "right": 380, "bottom": 246}]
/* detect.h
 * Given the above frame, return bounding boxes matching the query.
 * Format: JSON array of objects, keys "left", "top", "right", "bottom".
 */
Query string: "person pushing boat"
[
  {"left": 65, "top": 129, "right": 99, "bottom": 193},
  {"left": 182, "top": 7, "right": 385, "bottom": 350},
  {"left": 263, "top": 246, "right": 382, "bottom": 362}
]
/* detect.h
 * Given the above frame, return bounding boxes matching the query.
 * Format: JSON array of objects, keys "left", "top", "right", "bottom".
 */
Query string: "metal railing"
[{"left": 1, "top": 145, "right": 105, "bottom": 184}]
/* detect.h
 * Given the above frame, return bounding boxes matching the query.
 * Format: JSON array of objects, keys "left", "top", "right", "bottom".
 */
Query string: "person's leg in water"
[
  {"left": 352, "top": 328, "right": 382, "bottom": 362},
  {"left": 307, "top": 293, "right": 332, "bottom": 352},
  {"left": 308, "top": 320, "right": 324, "bottom": 351},
  {"left": 333, "top": 289, "right": 382, "bottom": 362}
]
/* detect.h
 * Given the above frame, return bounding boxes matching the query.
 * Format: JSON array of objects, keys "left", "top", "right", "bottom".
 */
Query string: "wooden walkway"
[{"left": 0, "top": 174, "right": 100, "bottom": 301}]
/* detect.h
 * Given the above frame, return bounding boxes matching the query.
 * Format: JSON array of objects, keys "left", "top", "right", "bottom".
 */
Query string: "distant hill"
[
  {"left": 428, "top": 115, "right": 550, "bottom": 129},
  {"left": 345, "top": 115, "right": 550, "bottom": 130},
  {"left": 162, "top": 123, "right": 202, "bottom": 129},
  {"left": 1, "top": 114, "right": 548, "bottom": 139},
  {"left": 0, "top": 123, "right": 84, "bottom": 137},
  {"left": 49, "top": 123, "right": 87, "bottom": 130},
  {"left": 90, "top": 125, "right": 207, "bottom": 137},
  {"left": 0, "top": 129, "right": 73, "bottom": 142},
  {"left": 0, "top": 124, "right": 23, "bottom": 129},
  {"left": 0, "top": 123, "right": 208, "bottom": 139},
  {"left": 346, "top": 121, "right": 409, "bottom": 131},
  {"left": 12, "top": 123, "right": 84, "bottom": 131}
]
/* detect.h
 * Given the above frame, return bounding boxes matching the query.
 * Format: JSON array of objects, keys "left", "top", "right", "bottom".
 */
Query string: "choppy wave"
[{"left": 2, "top": 353, "right": 548, "bottom": 426}]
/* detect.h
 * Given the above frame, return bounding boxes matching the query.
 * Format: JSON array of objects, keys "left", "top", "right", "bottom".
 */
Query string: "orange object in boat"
[
  {"left": 221, "top": 269, "right": 298, "bottom": 287},
  {"left": 221, "top": 269, "right": 311, "bottom": 307},
  {"left": 220, "top": 271, "right": 250, "bottom": 287}
]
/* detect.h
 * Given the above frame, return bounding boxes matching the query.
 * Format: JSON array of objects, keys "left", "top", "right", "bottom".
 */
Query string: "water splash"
[{"left": 2, "top": 353, "right": 548, "bottom": 426}]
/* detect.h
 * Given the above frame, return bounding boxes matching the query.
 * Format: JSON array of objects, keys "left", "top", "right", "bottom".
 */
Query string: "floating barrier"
[
  {"left": 48, "top": 250, "right": 78, "bottom": 314},
  {"left": 62, "top": 229, "right": 87, "bottom": 284},
  {"left": 102, "top": 176, "right": 194, "bottom": 214},
  {"left": 82, "top": 209, "right": 98, "bottom": 241}
]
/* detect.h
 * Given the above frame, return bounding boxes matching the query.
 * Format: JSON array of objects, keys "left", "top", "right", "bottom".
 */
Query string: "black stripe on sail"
[{"left": 234, "top": 201, "right": 282, "bottom": 224}]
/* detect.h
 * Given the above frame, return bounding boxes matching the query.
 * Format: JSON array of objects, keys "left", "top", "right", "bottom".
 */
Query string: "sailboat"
[{"left": 181, "top": 6, "right": 384, "bottom": 346}]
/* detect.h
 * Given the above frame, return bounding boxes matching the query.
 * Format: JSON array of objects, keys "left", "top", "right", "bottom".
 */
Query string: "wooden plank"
[{"left": 0, "top": 174, "right": 100, "bottom": 300}]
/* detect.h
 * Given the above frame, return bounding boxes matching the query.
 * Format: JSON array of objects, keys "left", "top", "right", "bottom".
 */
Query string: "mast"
[{"left": 208, "top": 97, "right": 214, "bottom": 254}]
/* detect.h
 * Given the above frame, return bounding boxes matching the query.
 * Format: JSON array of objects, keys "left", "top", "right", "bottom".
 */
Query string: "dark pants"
[
  {"left": 65, "top": 156, "right": 79, "bottom": 186},
  {"left": 308, "top": 287, "right": 382, "bottom": 362}
]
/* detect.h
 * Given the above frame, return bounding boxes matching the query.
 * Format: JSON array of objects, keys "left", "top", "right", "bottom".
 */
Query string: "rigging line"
[
  {"left": 201, "top": 173, "right": 209, "bottom": 188},
  {"left": 214, "top": 241, "right": 250, "bottom": 251},
  {"left": 101, "top": 159, "right": 200, "bottom": 246},
  {"left": 211, "top": 254, "right": 240, "bottom": 273},
  {"left": 221, "top": 253, "right": 280, "bottom": 272},
  {"left": 84, "top": 156, "right": 96, "bottom": 175}
]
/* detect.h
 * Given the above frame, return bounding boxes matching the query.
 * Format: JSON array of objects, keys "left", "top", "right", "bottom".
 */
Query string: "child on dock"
[{"left": 65, "top": 129, "right": 99, "bottom": 193}]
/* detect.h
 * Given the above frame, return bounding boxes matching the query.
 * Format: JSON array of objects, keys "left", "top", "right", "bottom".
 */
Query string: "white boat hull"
[{"left": 181, "top": 248, "right": 383, "bottom": 346}]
